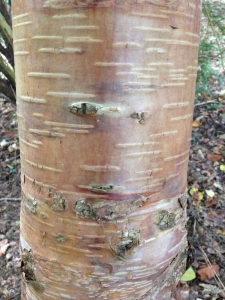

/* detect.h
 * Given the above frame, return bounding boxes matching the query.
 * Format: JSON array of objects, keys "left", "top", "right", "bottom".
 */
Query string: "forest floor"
[{"left": 0, "top": 81, "right": 225, "bottom": 300}]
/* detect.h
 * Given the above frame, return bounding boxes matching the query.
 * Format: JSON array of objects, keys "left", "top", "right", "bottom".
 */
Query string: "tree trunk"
[{"left": 12, "top": 1, "right": 201, "bottom": 299}]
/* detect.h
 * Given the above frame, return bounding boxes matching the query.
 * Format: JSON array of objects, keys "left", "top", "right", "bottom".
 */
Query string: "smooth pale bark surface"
[{"left": 12, "top": 1, "right": 201, "bottom": 299}]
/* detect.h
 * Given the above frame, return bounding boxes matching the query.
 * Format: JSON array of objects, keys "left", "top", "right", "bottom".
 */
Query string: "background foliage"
[
  {"left": 0, "top": 0, "right": 15, "bottom": 102},
  {"left": 0, "top": 0, "right": 225, "bottom": 103},
  {"left": 197, "top": 0, "right": 225, "bottom": 99}
]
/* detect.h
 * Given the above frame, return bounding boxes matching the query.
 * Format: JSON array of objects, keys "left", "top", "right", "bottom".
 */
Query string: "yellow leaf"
[
  {"left": 189, "top": 188, "right": 203, "bottom": 201},
  {"left": 220, "top": 165, "right": 225, "bottom": 172},
  {"left": 205, "top": 190, "right": 215, "bottom": 198},
  {"left": 181, "top": 267, "right": 196, "bottom": 282},
  {"left": 217, "top": 229, "right": 225, "bottom": 236},
  {"left": 189, "top": 188, "right": 198, "bottom": 196},
  {"left": 196, "top": 192, "right": 203, "bottom": 201},
  {"left": 192, "top": 120, "right": 201, "bottom": 127}
]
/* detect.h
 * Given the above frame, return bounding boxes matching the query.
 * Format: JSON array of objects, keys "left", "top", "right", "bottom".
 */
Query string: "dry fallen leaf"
[
  {"left": 192, "top": 120, "right": 201, "bottom": 127},
  {"left": 214, "top": 182, "right": 223, "bottom": 189},
  {"left": 203, "top": 92, "right": 211, "bottom": 99},
  {"left": 219, "top": 134, "right": 225, "bottom": 140},
  {"left": 213, "top": 146, "right": 222, "bottom": 154},
  {"left": 207, "top": 153, "right": 223, "bottom": 162},
  {"left": 199, "top": 283, "right": 223, "bottom": 297},
  {"left": 197, "top": 264, "right": 219, "bottom": 281},
  {"left": 172, "top": 283, "right": 189, "bottom": 300},
  {"left": 205, "top": 199, "right": 217, "bottom": 207},
  {"left": 205, "top": 190, "right": 215, "bottom": 198},
  {"left": 0, "top": 239, "right": 10, "bottom": 257}
]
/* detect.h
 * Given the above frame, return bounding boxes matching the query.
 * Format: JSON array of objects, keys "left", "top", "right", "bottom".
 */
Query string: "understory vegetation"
[{"left": 197, "top": 0, "right": 225, "bottom": 100}]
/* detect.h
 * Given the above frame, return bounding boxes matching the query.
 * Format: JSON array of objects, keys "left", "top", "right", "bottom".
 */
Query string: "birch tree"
[{"left": 12, "top": 0, "right": 202, "bottom": 299}]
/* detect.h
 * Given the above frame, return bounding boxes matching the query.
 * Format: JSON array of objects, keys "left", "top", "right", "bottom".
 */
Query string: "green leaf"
[
  {"left": 181, "top": 267, "right": 196, "bottom": 282},
  {"left": 207, "top": 103, "right": 220, "bottom": 111}
]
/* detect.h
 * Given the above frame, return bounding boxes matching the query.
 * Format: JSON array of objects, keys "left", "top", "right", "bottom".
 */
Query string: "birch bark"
[{"left": 12, "top": 1, "right": 202, "bottom": 299}]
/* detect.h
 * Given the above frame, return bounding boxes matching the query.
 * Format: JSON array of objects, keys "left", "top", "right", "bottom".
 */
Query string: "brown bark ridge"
[{"left": 12, "top": 1, "right": 201, "bottom": 299}]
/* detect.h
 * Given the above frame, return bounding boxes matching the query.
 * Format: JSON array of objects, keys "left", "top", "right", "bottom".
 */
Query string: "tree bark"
[{"left": 12, "top": 1, "right": 201, "bottom": 299}]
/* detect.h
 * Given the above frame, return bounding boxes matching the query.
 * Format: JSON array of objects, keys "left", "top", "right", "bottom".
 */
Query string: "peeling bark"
[{"left": 12, "top": 1, "right": 201, "bottom": 299}]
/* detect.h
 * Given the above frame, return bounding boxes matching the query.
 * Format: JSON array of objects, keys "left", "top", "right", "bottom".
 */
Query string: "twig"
[
  {"left": 0, "top": 197, "right": 21, "bottom": 201},
  {"left": 5, "top": 154, "right": 20, "bottom": 162},
  {"left": 198, "top": 48, "right": 225, "bottom": 60},
  {"left": 199, "top": 245, "right": 225, "bottom": 292},
  {"left": 194, "top": 100, "right": 218, "bottom": 107}
]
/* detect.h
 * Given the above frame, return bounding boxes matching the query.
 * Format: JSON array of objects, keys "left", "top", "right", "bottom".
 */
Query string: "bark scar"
[
  {"left": 110, "top": 230, "right": 141, "bottom": 260},
  {"left": 68, "top": 102, "right": 101, "bottom": 116},
  {"left": 154, "top": 210, "right": 178, "bottom": 230},
  {"left": 21, "top": 249, "right": 44, "bottom": 293},
  {"left": 45, "top": 189, "right": 66, "bottom": 211},
  {"left": 73, "top": 197, "right": 144, "bottom": 224}
]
